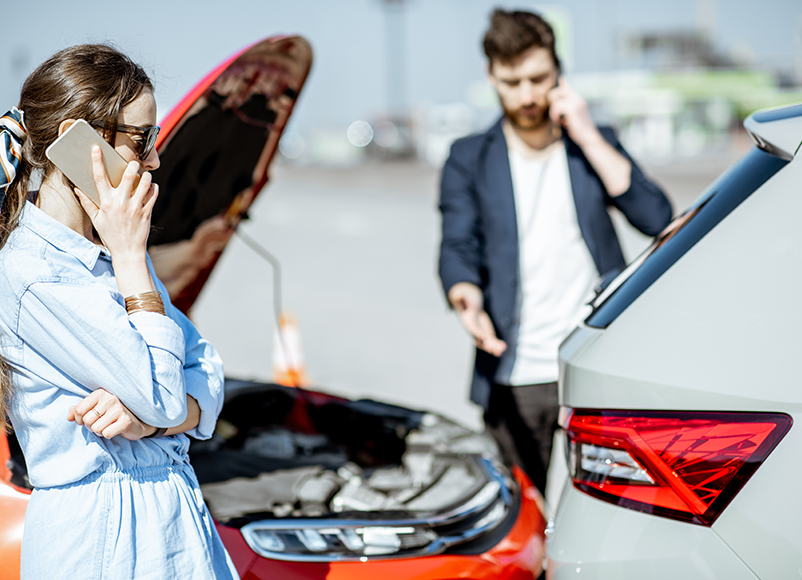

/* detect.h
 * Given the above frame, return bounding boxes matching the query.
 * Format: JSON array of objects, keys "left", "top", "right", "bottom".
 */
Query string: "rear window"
[{"left": 586, "top": 147, "right": 790, "bottom": 328}]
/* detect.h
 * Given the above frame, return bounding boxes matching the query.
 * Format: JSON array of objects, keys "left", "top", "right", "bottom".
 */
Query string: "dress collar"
[{"left": 19, "top": 201, "right": 104, "bottom": 270}]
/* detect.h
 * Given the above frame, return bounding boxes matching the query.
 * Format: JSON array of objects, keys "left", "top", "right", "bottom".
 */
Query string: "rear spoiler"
[{"left": 743, "top": 103, "right": 802, "bottom": 161}]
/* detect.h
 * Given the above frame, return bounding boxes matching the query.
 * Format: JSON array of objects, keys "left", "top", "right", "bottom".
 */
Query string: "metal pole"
[{"left": 383, "top": 0, "right": 407, "bottom": 119}]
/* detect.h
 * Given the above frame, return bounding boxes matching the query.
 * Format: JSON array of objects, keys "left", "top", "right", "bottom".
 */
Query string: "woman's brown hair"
[{"left": 0, "top": 44, "right": 153, "bottom": 431}]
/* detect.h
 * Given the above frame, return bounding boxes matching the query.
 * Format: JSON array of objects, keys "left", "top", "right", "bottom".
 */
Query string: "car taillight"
[{"left": 562, "top": 409, "right": 792, "bottom": 526}]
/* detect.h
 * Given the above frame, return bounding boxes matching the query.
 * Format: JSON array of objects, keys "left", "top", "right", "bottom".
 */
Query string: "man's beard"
[{"left": 504, "top": 103, "right": 550, "bottom": 131}]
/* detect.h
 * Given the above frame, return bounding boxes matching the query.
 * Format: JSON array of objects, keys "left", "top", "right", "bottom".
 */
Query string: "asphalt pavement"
[{"left": 192, "top": 150, "right": 745, "bottom": 435}]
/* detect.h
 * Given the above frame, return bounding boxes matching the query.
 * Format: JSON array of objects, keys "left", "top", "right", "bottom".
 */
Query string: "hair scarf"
[{"left": 0, "top": 107, "right": 27, "bottom": 212}]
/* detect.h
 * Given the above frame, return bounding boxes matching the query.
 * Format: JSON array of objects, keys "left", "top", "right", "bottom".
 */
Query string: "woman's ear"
[{"left": 57, "top": 119, "right": 76, "bottom": 136}]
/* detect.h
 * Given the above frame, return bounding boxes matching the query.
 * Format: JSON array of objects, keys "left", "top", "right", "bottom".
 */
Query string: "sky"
[{"left": 2, "top": 0, "right": 800, "bottom": 135}]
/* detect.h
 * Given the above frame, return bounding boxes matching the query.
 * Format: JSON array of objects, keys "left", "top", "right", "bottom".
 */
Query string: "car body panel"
[
  {"left": 562, "top": 156, "right": 802, "bottom": 412},
  {"left": 549, "top": 103, "right": 802, "bottom": 578},
  {"left": 0, "top": 423, "right": 26, "bottom": 580},
  {"left": 0, "top": 486, "right": 26, "bottom": 580},
  {"left": 216, "top": 524, "right": 259, "bottom": 577},
  {"left": 547, "top": 485, "right": 758, "bottom": 580},
  {"left": 712, "top": 423, "right": 802, "bottom": 580}
]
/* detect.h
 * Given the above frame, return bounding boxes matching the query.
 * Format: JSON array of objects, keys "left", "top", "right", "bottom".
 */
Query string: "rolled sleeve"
[
  {"left": 611, "top": 164, "right": 673, "bottom": 236},
  {"left": 127, "top": 311, "right": 186, "bottom": 366},
  {"left": 166, "top": 303, "right": 224, "bottom": 440},
  {"left": 183, "top": 357, "right": 224, "bottom": 440},
  {"left": 600, "top": 127, "right": 673, "bottom": 236}
]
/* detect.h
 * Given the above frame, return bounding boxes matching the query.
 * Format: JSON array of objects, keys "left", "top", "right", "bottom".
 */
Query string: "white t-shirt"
[{"left": 506, "top": 139, "right": 598, "bottom": 385}]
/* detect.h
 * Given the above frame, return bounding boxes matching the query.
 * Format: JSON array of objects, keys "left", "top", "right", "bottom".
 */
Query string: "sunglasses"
[{"left": 91, "top": 122, "right": 160, "bottom": 161}]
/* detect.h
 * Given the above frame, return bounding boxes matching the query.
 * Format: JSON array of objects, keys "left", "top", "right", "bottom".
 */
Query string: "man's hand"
[
  {"left": 68, "top": 388, "right": 155, "bottom": 440},
  {"left": 448, "top": 282, "right": 507, "bottom": 357},
  {"left": 547, "top": 78, "right": 632, "bottom": 196},
  {"left": 547, "top": 78, "right": 600, "bottom": 147}
]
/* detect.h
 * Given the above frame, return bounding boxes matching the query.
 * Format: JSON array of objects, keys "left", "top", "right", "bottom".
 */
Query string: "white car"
[{"left": 547, "top": 102, "right": 802, "bottom": 579}]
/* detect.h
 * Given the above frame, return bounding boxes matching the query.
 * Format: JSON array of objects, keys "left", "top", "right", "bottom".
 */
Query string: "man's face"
[{"left": 488, "top": 46, "right": 559, "bottom": 130}]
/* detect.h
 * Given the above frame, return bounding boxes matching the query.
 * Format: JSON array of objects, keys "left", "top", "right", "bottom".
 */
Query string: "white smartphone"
[{"left": 45, "top": 119, "right": 129, "bottom": 207}]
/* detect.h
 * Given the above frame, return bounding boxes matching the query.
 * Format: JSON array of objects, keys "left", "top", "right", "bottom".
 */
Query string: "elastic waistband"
[{"left": 83, "top": 462, "right": 191, "bottom": 484}]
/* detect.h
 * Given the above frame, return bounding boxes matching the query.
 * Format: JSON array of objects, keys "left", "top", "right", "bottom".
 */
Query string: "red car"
[{"left": 0, "top": 36, "right": 546, "bottom": 580}]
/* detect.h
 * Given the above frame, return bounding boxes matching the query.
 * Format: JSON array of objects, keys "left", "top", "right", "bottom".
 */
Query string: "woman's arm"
[
  {"left": 60, "top": 262, "right": 223, "bottom": 441},
  {"left": 69, "top": 263, "right": 223, "bottom": 441},
  {"left": 19, "top": 281, "right": 189, "bottom": 427},
  {"left": 68, "top": 389, "right": 200, "bottom": 440},
  {"left": 165, "top": 395, "right": 200, "bottom": 436}
]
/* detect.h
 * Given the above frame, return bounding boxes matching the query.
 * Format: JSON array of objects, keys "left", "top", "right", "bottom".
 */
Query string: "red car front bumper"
[{"left": 218, "top": 466, "right": 546, "bottom": 580}]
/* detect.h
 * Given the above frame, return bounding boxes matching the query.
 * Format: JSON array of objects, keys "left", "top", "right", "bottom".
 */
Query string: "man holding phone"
[{"left": 438, "top": 9, "right": 672, "bottom": 498}]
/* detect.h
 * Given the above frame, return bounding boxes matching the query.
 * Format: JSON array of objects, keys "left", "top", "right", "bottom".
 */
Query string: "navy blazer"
[{"left": 438, "top": 117, "right": 672, "bottom": 410}]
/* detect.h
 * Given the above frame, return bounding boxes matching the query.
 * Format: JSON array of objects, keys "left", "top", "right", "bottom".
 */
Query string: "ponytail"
[{"left": 0, "top": 107, "right": 26, "bottom": 432}]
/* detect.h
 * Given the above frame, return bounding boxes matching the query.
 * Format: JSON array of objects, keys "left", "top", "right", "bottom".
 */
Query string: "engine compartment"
[{"left": 190, "top": 379, "right": 504, "bottom": 525}]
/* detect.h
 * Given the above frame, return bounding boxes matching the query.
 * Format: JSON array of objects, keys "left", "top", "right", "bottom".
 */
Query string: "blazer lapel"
[
  {"left": 478, "top": 118, "right": 520, "bottom": 346},
  {"left": 481, "top": 119, "right": 518, "bottom": 252},
  {"left": 564, "top": 134, "right": 602, "bottom": 273}
]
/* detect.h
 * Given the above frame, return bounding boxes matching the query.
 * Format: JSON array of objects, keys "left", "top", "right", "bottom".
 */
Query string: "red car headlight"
[{"left": 562, "top": 408, "right": 792, "bottom": 526}]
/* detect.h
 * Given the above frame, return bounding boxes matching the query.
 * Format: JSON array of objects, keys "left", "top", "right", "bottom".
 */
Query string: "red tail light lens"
[{"left": 562, "top": 409, "right": 792, "bottom": 526}]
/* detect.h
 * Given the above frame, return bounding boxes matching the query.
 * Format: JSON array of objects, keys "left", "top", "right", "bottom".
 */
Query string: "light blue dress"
[{"left": 0, "top": 202, "right": 239, "bottom": 579}]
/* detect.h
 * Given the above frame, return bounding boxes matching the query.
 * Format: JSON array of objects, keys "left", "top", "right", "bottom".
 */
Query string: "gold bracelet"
[{"left": 124, "top": 290, "right": 166, "bottom": 316}]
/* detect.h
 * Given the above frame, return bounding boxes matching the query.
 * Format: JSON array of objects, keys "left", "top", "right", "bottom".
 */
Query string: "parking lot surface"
[{"left": 192, "top": 153, "right": 742, "bottom": 433}]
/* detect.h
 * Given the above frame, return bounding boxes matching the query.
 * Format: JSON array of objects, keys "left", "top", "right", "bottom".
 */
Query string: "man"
[{"left": 438, "top": 9, "right": 672, "bottom": 496}]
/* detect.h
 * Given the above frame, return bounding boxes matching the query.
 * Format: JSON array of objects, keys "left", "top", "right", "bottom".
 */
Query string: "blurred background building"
[
  {"left": 281, "top": 0, "right": 802, "bottom": 166},
  {"left": 2, "top": 0, "right": 800, "bottom": 167}
]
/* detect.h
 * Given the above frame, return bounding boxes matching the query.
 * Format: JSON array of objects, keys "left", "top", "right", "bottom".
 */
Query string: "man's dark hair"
[{"left": 482, "top": 9, "right": 561, "bottom": 72}]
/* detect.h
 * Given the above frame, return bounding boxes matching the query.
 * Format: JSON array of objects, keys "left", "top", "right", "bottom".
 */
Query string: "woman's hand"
[
  {"left": 75, "top": 146, "right": 158, "bottom": 260},
  {"left": 68, "top": 388, "right": 155, "bottom": 441},
  {"left": 68, "top": 390, "right": 201, "bottom": 440},
  {"left": 74, "top": 146, "right": 160, "bottom": 298}
]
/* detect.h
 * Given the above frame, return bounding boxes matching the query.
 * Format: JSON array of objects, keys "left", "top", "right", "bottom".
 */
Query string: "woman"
[{"left": 0, "top": 44, "right": 239, "bottom": 579}]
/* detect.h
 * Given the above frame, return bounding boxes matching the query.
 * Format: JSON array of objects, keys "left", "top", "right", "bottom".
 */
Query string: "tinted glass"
[{"left": 586, "top": 147, "right": 789, "bottom": 328}]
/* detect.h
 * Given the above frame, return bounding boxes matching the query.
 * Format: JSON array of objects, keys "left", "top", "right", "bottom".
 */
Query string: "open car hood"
[{"left": 148, "top": 35, "right": 312, "bottom": 313}]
